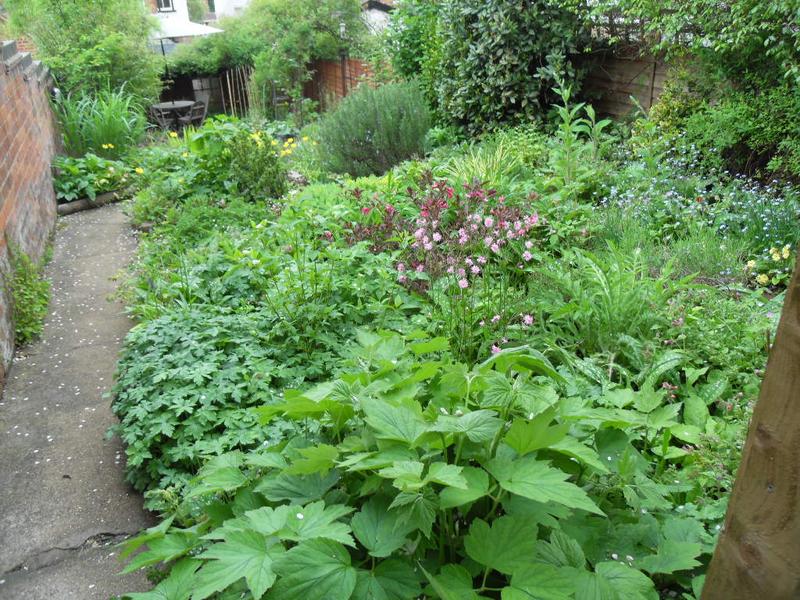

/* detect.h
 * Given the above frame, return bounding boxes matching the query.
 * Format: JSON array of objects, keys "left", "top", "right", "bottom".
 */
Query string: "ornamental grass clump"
[{"left": 318, "top": 81, "right": 431, "bottom": 176}]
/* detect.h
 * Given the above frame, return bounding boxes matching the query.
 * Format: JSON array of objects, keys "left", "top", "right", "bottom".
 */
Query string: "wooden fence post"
[{"left": 702, "top": 256, "right": 800, "bottom": 599}]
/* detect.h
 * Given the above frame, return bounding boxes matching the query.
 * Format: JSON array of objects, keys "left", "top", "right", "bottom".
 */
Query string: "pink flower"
[
  {"left": 385, "top": 203, "right": 396, "bottom": 215},
  {"left": 457, "top": 268, "right": 466, "bottom": 277},
  {"left": 484, "top": 236, "right": 493, "bottom": 246},
  {"left": 415, "top": 264, "right": 424, "bottom": 273},
  {"left": 414, "top": 228, "right": 425, "bottom": 239},
  {"left": 471, "top": 265, "right": 481, "bottom": 275},
  {"left": 484, "top": 216, "right": 494, "bottom": 227},
  {"left": 398, "top": 274, "right": 407, "bottom": 283},
  {"left": 465, "top": 257, "right": 474, "bottom": 265},
  {"left": 445, "top": 187, "right": 455, "bottom": 199},
  {"left": 479, "top": 320, "right": 485, "bottom": 326},
  {"left": 522, "top": 314, "right": 534, "bottom": 326},
  {"left": 477, "top": 255, "right": 487, "bottom": 264},
  {"left": 471, "top": 223, "right": 479, "bottom": 231},
  {"left": 458, "top": 279, "right": 469, "bottom": 289},
  {"left": 491, "top": 314, "right": 501, "bottom": 323},
  {"left": 447, "top": 266, "right": 455, "bottom": 274},
  {"left": 459, "top": 236, "right": 469, "bottom": 245},
  {"left": 361, "top": 206, "right": 371, "bottom": 215},
  {"left": 432, "top": 232, "right": 442, "bottom": 242},
  {"left": 523, "top": 251, "right": 533, "bottom": 261},
  {"left": 397, "top": 263, "right": 406, "bottom": 272},
  {"left": 525, "top": 240, "right": 533, "bottom": 249},
  {"left": 424, "top": 242, "right": 433, "bottom": 251},
  {"left": 491, "top": 345, "right": 501, "bottom": 354},
  {"left": 490, "top": 243, "right": 501, "bottom": 254}
]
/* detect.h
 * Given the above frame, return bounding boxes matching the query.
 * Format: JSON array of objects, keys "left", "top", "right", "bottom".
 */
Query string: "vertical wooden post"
[{"left": 702, "top": 257, "right": 800, "bottom": 599}]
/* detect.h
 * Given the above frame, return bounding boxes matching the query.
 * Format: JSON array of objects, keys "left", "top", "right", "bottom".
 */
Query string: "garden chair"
[
  {"left": 178, "top": 101, "right": 207, "bottom": 128},
  {"left": 149, "top": 106, "right": 174, "bottom": 130}
]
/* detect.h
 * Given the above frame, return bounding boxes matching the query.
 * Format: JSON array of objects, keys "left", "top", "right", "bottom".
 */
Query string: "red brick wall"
[{"left": 0, "top": 40, "right": 59, "bottom": 383}]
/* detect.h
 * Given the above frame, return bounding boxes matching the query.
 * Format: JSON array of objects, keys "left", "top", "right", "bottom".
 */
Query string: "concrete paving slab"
[{"left": 0, "top": 205, "right": 154, "bottom": 599}]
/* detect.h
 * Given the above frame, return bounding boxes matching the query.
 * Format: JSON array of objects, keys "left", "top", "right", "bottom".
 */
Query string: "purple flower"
[{"left": 458, "top": 279, "right": 469, "bottom": 289}]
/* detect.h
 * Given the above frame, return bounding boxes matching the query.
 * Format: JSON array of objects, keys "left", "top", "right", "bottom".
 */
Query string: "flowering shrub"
[{"left": 343, "top": 176, "right": 546, "bottom": 360}]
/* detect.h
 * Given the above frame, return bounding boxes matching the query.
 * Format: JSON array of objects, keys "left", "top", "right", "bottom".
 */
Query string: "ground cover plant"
[{"left": 75, "top": 2, "right": 800, "bottom": 596}]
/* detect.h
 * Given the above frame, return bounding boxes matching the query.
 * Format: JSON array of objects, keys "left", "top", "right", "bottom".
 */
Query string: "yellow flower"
[
  {"left": 108, "top": 143, "right": 114, "bottom": 148},
  {"left": 769, "top": 247, "right": 778, "bottom": 255},
  {"left": 285, "top": 148, "right": 293, "bottom": 155},
  {"left": 757, "top": 273, "right": 770, "bottom": 286},
  {"left": 287, "top": 137, "right": 294, "bottom": 144},
  {"left": 302, "top": 136, "right": 309, "bottom": 142},
  {"left": 271, "top": 140, "right": 278, "bottom": 146},
  {"left": 745, "top": 260, "right": 756, "bottom": 270},
  {"left": 783, "top": 245, "right": 791, "bottom": 259},
  {"left": 169, "top": 131, "right": 178, "bottom": 138},
  {"left": 772, "top": 253, "right": 781, "bottom": 262},
  {"left": 101, "top": 144, "right": 108, "bottom": 149},
  {"left": 134, "top": 167, "right": 144, "bottom": 174}
]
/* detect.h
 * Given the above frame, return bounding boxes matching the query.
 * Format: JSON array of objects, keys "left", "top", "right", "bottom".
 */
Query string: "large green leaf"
[
  {"left": 636, "top": 540, "right": 702, "bottom": 575},
  {"left": 268, "top": 539, "right": 357, "bottom": 600},
  {"left": 594, "top": 562, "right": 657, "bottom": 600},
  {"left": 352, "top": 560, "right": 421, "bottom": 600},
  {"left": 433, "top": 409, "right": 502, "bottom": 443},
  {"left": 255, "top": 470, "right": 339, "bottom": 504},
  {"left": 439, "top": 466, "right": 490, "bottom": 509},
  {"left": 504, "top": 410, "right": 569, "bottom": 455},
  {"left": 485, "top": 456, "right": 604, "bottom": 515},
  {"left": 502, "top": 563, "right": 574, "bottom": 600},
  {"left": 549, "top": 437, "right": 609, "bottom": 473},
  {"left": 465, "top": 516, "right": 539, "bottom": 574},
  {"left": 351, "top": 497, "right": 412, "bottom": 557},
  {"left": 125, "top": 558, "right": 199, "bottom": 600},
  {"left": 537, "top": 530, "right": 585, "bottom": 569},
  {"left": 421, "top": 564, "right": 483, "bottom": 600},
  {"left": 286, "top": 444, "right": 340, "bottom": 475},
  {"left": 192, "top": 530, "right": 285, "bottom": 600},
  {"left": 279, "top": 501, "right": 355, "bottom": 546},
  {"left": 361, "top": 397, "right": 430, "bottom": 446}
]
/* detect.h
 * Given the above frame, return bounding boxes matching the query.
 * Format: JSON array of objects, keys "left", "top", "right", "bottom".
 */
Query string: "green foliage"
[
  {"left": 121, "top": 332, "right": 724, "bottom": 600},
  {"left": 112, "top": 218, "right": 418, "bottom": 494},
  {"left": 53, "top": 154, "right": 130, "bottom": 204},
  {"left": 5, "top": 0, "right": 162, "bottom": 100},
  {"left": 435, "top": 0, "right": 586, "bottom": 133},
  {"left": 387, "top": 0, "right": 442, "bottom": 114},
  {"left": 54, "top": 89, "right": 148, "bottom": 159},
  {"left": 596, "top": 0, "right": 800, "bottom": 85},
  {"left": 169, "top": 0, "right": 365, "bottom": 116},
  {"left": 318, "top": 82, "right": 431, "bottom": 176},
  {"left": 227, "top": 130, "right": 288, "bottom": 201},
  {"left": 8, "top": 248, "right": 50, "bottom": 346}
]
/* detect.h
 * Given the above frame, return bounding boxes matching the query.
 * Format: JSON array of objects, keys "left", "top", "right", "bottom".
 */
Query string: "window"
[{"left": 156, "top": 0, "right": 175, "bottom": 11}]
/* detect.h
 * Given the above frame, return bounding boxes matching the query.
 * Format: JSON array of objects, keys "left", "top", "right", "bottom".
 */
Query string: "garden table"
[{"left": 151, "top": 100, "right": 195, "bottom": 129}]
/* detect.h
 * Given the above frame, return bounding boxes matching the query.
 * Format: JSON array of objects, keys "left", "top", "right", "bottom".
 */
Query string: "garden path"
[{"left": 0, "top": 205, "right": 154, "bottom": 599}]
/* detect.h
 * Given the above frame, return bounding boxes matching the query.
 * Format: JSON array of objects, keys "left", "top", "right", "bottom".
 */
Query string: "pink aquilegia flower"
[
  {"left": 361, "top": 206, "right": 371, "bottom": 215},
  {"left": 522, "top": 314, "right": 534, "bottom": 326},
  {"left": 397, "top": 262, "right": 406, "bottom": 272},
  {"left": 525, "top": 240, "right": 533, "bottom": 249},
  {"left": 490, "top": 243, "right": 501, "bottom": 254},
  {"left": 458, "top": 279, "right": 469, "bottom": 289},
  {"left": 471, "top": 265, "right": 481, "bottom": 275},
  {"left": 415, "top": 264, "right": 425, "bottom": 273},
  {"left": 484, "top": 216, "right": 494, "bottom": 227},
  {"left": 432, "top": 232, "right": 442, "bottom": 242},
  {"left": 424, "top": 242, "right": 433, "bottom": 251},
  {"left": 398, "top": 274, "right": 407, "bottom": 283},
  {"left": 477, "top": 255, "right": 487, "bottom": 264},
  {"left": 491, "top": 345, "right": 501, "bottom": 354},
  {"left": 523, "top": 251, "right": 533, "bottom": 261}
]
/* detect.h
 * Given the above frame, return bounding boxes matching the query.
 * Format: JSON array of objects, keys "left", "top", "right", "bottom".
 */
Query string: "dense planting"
[{"left": 104, "top": 80, "right": 794, "bottom": 597}]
